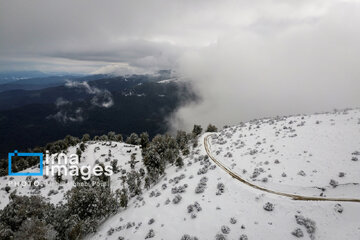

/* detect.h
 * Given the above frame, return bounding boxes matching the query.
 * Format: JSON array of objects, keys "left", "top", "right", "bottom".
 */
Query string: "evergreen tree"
[
  {"left": 175, "top": 156, "right": 184, "bottom": 168},
  {"left": 176, "top": 130, "right": 188, "bottom": 150},
  {"left": 192, "top": 125, "right": 203, "bottom": 137},
  {"left": 99, "top": 135, "right": 109, "bottom": 141},
  {"left": 126, "top": 171, "right": 142, "bottom": 196},
  {"left": 115, "top": 134, "right": 123, "bottom": 142},
  {"left": 126, "top": 133, "right": 139, "bottom": 145},
  {"left": 110, "top": 159, "right": 119, "bottom": 173},
  {"left": 144, "top": 176, "right": 151, "bottom": 190},
  {"left": 81, "top": 134, "right": 90, "bottom": 142},
  {"left": 129, "top": 153, "right": 138, "bottom": 169},
  {"left": 139, "top": 132, "right": 150, "bottom": 149},
  {"left": 107, "top": 131, "right": 116, "bottom": 141},
  {"left": 206, "top": 124, "right": 218, "bottom": 132},
  {"left": 119, "top": 189, "right": 128, "bottom": 208}
]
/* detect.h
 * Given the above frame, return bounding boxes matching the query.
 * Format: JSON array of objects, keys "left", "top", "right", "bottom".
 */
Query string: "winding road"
[{"left": 204, "top": 134, "right": 360, "bottom": 202}]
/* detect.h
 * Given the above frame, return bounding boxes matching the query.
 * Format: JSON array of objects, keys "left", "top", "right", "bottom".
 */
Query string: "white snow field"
[
  {"left": 0, "top": 142, "right": 142, "bottom": 209},
  {"left": 208, "top": 108, "right": 360, "bottom": 199},
  {"left": 87, "top": 110, "right": 360, "bottom": 240},
  {"left": 1, "top": 108, "right": 360, "bottom": 239}
]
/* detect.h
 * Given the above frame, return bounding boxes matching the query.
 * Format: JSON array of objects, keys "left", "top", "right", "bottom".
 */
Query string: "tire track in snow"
[{"left": 204, "top": 134, "right": 360, "bottom": 202}]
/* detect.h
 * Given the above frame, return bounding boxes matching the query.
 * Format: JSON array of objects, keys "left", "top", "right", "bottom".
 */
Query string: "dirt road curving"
[{"left": 204, "top": 134, "right": 360, "bottom": 202}]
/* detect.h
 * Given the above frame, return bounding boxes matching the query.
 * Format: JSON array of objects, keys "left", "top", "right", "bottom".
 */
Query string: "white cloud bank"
[{"left": 170, "top": 1, "right": 360, "bottom": 130}]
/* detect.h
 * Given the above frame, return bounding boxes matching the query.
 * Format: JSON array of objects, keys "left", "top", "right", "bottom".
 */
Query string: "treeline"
[{"left": 0, "top": 123, "right": 218, "bottom": 239}]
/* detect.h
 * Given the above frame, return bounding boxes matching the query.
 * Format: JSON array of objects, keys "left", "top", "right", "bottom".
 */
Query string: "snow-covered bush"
[
  {"left": 221, "top": 225, "right": 230, "bottom": 234},
  {"left": 145, "top": 229, "right": 155, "bottom": 239},
  {"left": 297, "top": 170, "right": 306, "bottom": 176},
  {"left": 239, "top": 234, "right": 248, "bottom": 240},
  {"left": 216, "top": 182, "right": 225, "bottom": 195},
  {"left": 334, "top": 204, "right": 343, "bottom": 213},
  {"left": 172, "top": 194, "right": 182, "bottom": 204},
  {"left": 295, "top": 215, "right": 316, "bottom": 238},
  {"left": 329, "top": 179, "right": 338, "bottom": 188},
  {"left": 215, "top": 233, "right": 227, "bottom": 240},
  {"left": 263, "top": 202, "right": 274, "bottom": 211},
  {"left": 291, "top": 228, "right": 304, "bottom": 238},
  {"left": 148, "top": 218, "right": 155, "bottom": 225},
  {"left": 181, "top": 234, "right": 199, "bottom": 240}
]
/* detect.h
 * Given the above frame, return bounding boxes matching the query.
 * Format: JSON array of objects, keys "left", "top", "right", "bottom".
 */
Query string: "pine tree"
[
  {"left": 139, "top": 132, "right": 150, "bottom": 149},
  {"left": 126, "top": 171, "right": 142, "bottom": 196},
  {"left": 129, "top": 153, "right": 138, "bottom": 169},
  {"left": 81, "top": 134, "right": 90, "bottom": 142},
  {"left": 107, "top": 131, "right": 116, "bottom": 141},
  {"left": 192, "top": 125, "right": 203, "bottom": 137},
  {"left": 119, "top": 189, "right": 128, "bottom": 208},
  {"left": 126, "top": 133, "right": 139, "bottom": 145},
  {"left": 206, "top": 124, "right": 218, "bottom": 132},
  {"left": 115, "top": 134, "right": 123, "bottom": 142},
  {"left": 111, "top": 159, "right": 119, "bottom": 173},
  {"left": 175, "top": 156, "right": 184, "bottom": 168}
]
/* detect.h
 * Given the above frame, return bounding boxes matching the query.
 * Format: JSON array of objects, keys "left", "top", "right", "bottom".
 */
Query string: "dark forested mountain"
[
  {"left": 0, "top": 74, "right": 196, "bottom": 157},
  {"left": 0, "top": 74, "right": 111, "bottom": 92}
]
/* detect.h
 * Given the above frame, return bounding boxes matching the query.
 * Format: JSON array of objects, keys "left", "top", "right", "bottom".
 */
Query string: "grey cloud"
[
  {"left": 47, "top": 108, "right": 84, "bottom": 123},
  {"left": 55, "top": 97, "right": 70, "bottom": 107},
  {"left": 1, "top": 0, "right": 360, "bottom": 129},
  {"left": 65, "top": 80, "right": 114, "bottom": 108},
  {"left": 170, "top": 1, "right": 360, "bottom": 130}
]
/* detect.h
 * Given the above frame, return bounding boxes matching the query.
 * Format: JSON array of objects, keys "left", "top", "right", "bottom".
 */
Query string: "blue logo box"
[{"left": 8, "top": 150, "right": 43, "bottom": 176}]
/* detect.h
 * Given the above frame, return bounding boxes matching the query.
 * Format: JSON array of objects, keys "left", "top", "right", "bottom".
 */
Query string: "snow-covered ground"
[
  {"left": 1, "top": 109, "right": 360, "bottom": 239},
  {"left": 0, "top": 141, "right": 142, "bottom": 209},
  {"left": 88, "top": 132, "right": 360, "bottom": 240},
  {"left": 209, "top": 108, "right": 360, "bottom": 198}
]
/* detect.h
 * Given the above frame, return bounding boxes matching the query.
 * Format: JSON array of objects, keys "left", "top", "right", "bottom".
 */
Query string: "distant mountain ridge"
[{"left": 0, "top": 73, "right": 197, "bottom": 157}]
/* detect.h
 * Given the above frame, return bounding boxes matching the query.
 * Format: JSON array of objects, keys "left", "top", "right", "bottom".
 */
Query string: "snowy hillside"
[
  {"left": 209, "top": 108, "right": 360, "bottom": 199},
  {"left": 88, "top": 109, "right": 360, "bottom": 240},
  {"left": 1, "top": 109, "right": 360, "bottom": 240},
  {"left": 0, "top": 142, "right": 143, "bottom": 209}
]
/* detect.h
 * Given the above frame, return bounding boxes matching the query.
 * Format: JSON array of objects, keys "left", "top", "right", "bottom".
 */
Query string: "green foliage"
[
  {"left": 126, "top": 170, "right": 142, "bottom": 196},
  {"left": 0, "top": 195, "right": 55, "bottom": 239},
  {"left": 118, "top": 189, "right": 128, "bottom": 208},
  {"left": 115, "top": 134, "right": 123, "bottom": 142},
  {"left": 176, "top": 130, "right": 188, "bottom": 150},
  {"left": 81, "top": 133, "right": 90, "bottom": 142},
  {"left": 126, "top": 133, "right": 139, "bottom": 145},
  {"left": 142, "top": 134, "right": 181, "bottom": 184},
  {"left": 111, "top": 159, "right": 119, "bottom": 173},
  {"left": 139, "top": 132, "right": 150, "bottom": 149},
  {"left": 175, "top": 156, "right": 184, "bottom": 168},
  {"left": 99, "top": 135, "right": 109, "bottom": 141},
  {"left": 206, "top": 124, "right": 218, "bottom": 132},
  {"left": 192, "top": 124, "right": 203, "bottom": 137},
  {"left": 107, "top": 131, "right": 116, "bottom": 141},
  {"left": 129, "top": 153, "right": 138, "bottom": 169}
]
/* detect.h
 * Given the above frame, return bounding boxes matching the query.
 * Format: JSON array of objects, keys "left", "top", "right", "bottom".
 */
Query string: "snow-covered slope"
[
  {"left": 87, "top": 109, "right": 360, "bottom": 240},
  {"left": 0, "top": 141, "right": 142, "bottom": 209},
  {"left": 209, "top": 108, "right": 360, "bottom": 198},
  {"left": 2, "top": 109, "right": 360, "bottom": 240}
]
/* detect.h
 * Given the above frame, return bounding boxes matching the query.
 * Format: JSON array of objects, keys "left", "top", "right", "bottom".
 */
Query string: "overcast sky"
[{"left": 1, "top": 0, "right": 360, "bottom": 128}]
